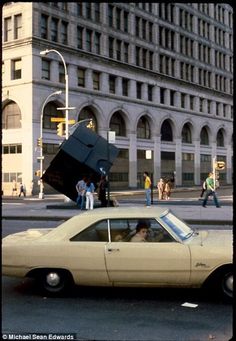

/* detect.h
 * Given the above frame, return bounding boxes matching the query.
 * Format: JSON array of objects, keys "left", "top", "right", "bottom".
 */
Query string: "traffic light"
[
  {"left": 37, "top": 138, "right": 42, "bottom": 147},
  {"left": 215, "top": 161, "right": 225, "bottom": 170},
  {"left": 57, "top": 122, "right": 65, "bottom": 136},
  {"left": 35, "top": 170, "right": 41, "bottom": 177}
]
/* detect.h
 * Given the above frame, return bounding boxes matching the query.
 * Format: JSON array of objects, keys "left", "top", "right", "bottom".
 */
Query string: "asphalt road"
[{"left": 2, "top": 276, "right": 232, "bottom": 341}]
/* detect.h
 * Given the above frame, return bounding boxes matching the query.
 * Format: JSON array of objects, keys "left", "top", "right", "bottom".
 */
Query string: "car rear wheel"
[{"left": 38, "top": 269, "right": 73, "bottom": 295}]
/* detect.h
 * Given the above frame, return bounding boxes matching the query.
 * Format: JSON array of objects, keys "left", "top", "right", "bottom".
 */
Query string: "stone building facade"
[{"left": 2, "top": 2, "right": 233, "bottom": 195}]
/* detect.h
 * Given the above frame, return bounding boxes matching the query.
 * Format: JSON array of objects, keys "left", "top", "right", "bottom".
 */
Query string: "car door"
[
  {"left": 67, "top": 219, "right": 110, "bottom": 285},
  {"left": 105, "top": 218, "right": 191, "bottom": 285}
]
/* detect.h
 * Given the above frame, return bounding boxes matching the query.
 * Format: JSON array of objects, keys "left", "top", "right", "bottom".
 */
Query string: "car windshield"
[{"left": 160, "top": 211, "right": 194, "bottom": 241}]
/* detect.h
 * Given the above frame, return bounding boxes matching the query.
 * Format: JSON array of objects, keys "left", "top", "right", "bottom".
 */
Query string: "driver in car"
[{"left": 130, "top": 221, "right": 149, "bottom": 242}]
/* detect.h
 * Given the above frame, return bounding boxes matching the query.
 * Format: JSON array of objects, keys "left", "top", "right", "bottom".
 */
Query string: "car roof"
[{"left": 74, "top": 206, "right": 168, "bottom": 219}]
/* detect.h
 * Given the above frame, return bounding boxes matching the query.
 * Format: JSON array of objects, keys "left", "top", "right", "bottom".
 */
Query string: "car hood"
[
  {"left": 196, "top": 229, "right": 232, "bottom": 247},
  {"left": 3, "top": 229, "right": 53, "bottom": 243}
]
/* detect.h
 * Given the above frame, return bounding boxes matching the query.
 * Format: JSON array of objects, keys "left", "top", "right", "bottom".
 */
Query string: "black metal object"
[{"left": 42, "top": 125, "right": 119, "bottom": 202}]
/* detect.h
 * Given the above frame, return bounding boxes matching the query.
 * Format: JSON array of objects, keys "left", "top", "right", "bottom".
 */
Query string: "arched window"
[
  {"left": 43, "top": 102, "right": 64, "bottom": 130},
  {"left": 216, "top": 129, "right": 224, "bottom": 147},
  {"left": 161, "top": 120, "right": 173, "bottom": 141},
  {"left": 182, "top": 123, "right": 192, "bottom": 143},
  {"left": 2, "top": 101, "right": 21, "bottom": 129},
  {"left": 137, "top": 116, "right": 150, "bottom": 139},
  {"left": 200, "top": 126, "right": 209, "bottom": 145},
  {"left": 110, "top": 111, "right": 126, "bottom": 136},
  {"left": 79, "top": 106, "right": 97, "bottom": 132}
]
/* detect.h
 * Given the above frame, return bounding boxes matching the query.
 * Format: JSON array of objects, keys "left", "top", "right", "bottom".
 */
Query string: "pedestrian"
[
  {"left": 75, "top": 177, "right": 87, "bottom": 210},
  {"left": 164, "top": 179, "right": 172, "bottom": 200},
  {"left": 200, "top": 180, "right": 206, "bottom": 198},
  {"left": 12, "top": 180, "right": 17, "bottom": 196},
  {"left": 202, "top": 172, "right": 221, "bottom": 208},
  {"left": 157, "top": 178, "right": 165, "bottom": 200},
  {"left": 98, "top": 175, "right": 108, "bottom": 207},
  {"left": 18, "top": 183, "right": 26, "bottom": 197},
  {"left": 143, "top": 171, "right": 151, "bottom": 207},
  {"left": 85, "top": 178, "right": 95, "bottom": 210}
]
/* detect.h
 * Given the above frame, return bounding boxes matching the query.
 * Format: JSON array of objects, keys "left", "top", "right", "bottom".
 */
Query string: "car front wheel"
[
  {"left": 220, "top": 269, "right": 233, "bottom": 299},
  {"left": 38, "top": 269, "right": 73, "bottom": 295}
]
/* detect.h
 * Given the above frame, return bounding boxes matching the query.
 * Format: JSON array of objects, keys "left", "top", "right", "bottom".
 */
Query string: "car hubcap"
[
  {"left": 223, "top": 273, "right": 233, "bottom": 297},
  {"left": 46, "top": 272, "right": 61, "bottom": 287}
]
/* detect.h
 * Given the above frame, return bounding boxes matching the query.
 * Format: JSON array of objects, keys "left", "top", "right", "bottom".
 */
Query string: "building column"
[
  {"left": 129, "top": 131, "right": 137, "bottom": 188},
  {"left": 193, "top": 139, "right": 201, "bottom": 185},
  {"left": 100, "top": 72, "right": 109, "bottom": 93},
  {"left": 128, "top": 79, "right": 136, "bottom": 98},
  {"left": 226, "top": 144, "right": 232, "bottom": 184},
  {"left": 175, "top": 137, "right": 182, "bottom": 186},
  {"left": 153, "top": 135, "right": 161, "bottom": 184},
  {"left": 85, "top": 69, "right": 93, "bottom": 89},
  {"left": 116, "top": 76, "right": 122, "bottom": 96}
]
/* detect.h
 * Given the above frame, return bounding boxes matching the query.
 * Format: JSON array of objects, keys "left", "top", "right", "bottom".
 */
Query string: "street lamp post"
[
  {"left": 40, "top": 49, "right": 75, "bottom": 140},
  {"left": 39, "top": 90, "right": 62, "bottom": 199}
]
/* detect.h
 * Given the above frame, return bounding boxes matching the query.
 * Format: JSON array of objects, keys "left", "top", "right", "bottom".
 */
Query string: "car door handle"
[{"left": 107, "top": 248, "right": 120, "bottom": 252}]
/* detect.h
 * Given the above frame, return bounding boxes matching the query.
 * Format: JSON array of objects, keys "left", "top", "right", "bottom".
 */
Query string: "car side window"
[
  {"left": 70, "top": 220, "right": 108, "bottom": 242},
  {"left": 110, "top": 219, "right": 134, "bottom": 242},
  {"left": 147, "top": 219, "right": 175, "bottom": 242}
]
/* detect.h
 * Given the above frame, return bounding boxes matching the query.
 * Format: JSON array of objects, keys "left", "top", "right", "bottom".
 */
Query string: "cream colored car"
[{"left": 2, "top": 207, "right": 233, "bottom": 298}]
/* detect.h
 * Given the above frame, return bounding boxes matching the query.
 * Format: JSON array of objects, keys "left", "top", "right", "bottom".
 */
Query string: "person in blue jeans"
[
  {"left": 143, "top": 172, "right": 152, "bottom": 207},
  {"left": 202, "top": 172, "right": 220, "bottom": 208},
  {"left": 75, "top": 177, "right": 87, "bottom": 209}
]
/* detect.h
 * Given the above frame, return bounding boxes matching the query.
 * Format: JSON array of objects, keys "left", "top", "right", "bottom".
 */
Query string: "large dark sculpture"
[{"left": 42, "top": 125, "right": 119, "bottom": 202}]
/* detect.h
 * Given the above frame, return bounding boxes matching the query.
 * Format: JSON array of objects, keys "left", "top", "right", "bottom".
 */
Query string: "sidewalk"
[{"left": 2, "top": 197, "right": 233, "bottom": 225}]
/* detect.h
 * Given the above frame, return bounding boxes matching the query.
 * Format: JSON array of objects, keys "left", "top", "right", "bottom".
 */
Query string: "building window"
[
  {"left": 51, "top": 17, "right": 58, "bottom": 42},
  {"left": 2, "top": 144, "right": 22, "bottom": 154},
  {"left": 216, "top": 129, "right": 224, "bottom": 147},
  {"left": 124, "top": 11, "right": 128, "bottom": 32},
  {"left": 77, "top": 68, "right": 85, "bottom": 87},
  {"left": 136, "top": 82, "right": 142, "bottom": 99},
  {"left": 61, "top": 21, "right": 68, "bottom": 45},
  {"left": 43, "top": 143, "right": 59, "bottom": 155},
  {"left": 148, "top": 85, "right": 153, "bottom": 101},
  {"left": 124, "top": 42, "right": 129, "bottom": 63},
  {"left": 85, "top": 3, "right": 92, "bottom": 19},
  {"left": 94, "top": 3, "right": 100, "bottom": 22},
  {"left": 86, "top": 29, "right": 92, "bottom": 52},
  {"left": 12, "top": 59, "right": 22, "bottom": 80},
  {"left": 77, "top": 26, "right": 83, "bottom": 49},
  {"left": 161, "top": 120, "right": 173, "bottom": 141},
  {"left": 14, "top": 14, "right": 22, "bottom": 39},
  {"left": 59, "top": 63, "right": 65, "bottom": 83},
  {"left": 109, "top": 37, "right": 114, "bottom": 58},
  {"left": 108, "top": 4, "right": 113, "bottom": 27},
  {"left": 43, "top": 102, "right": 63, "bottom": 130},
  {"left": 93, "top": 71, "right": 100, "bottom": 90},
  {"left": 77, "top": 3, "right": 82, "bottom": 16},
  {"left": 160, "top": 88, "right": 165, "bottom": 104},
  {"left": 182, "top": 123, "right": 192, "bottom": 143},
  {"left": 110, "top": 111, "right": 126, "bottom": 137},
  {"left": 122, "top": 78, "right": 128, "bottom": 96},
  {"left": 42, "top": 59, "right": 50, "bottom": 80},
  {"left": 2, "top": 101, "right": 21, "bottom": 129},
  {"left": 4, "top": 17, "right": 12, "bottom": 42},
  {"left": 94, "top": 32, "right": 101, "bottom": 54},
  {"left": 116, "top": 40, "right": 121, "bottom": 60},
  {"left": 170, "top": 90, "right": 175, "bottom": 106},
  {"left": 137, "top": 116, "right": 150, "bottom": 139},
  {"left": 200, "top": 127, "right": 209, "bottom": 145},
  {"left": 116, "top": 7, "right": 121, "bottom": 30},
  {"left": 41, "top": 14, "right": 48, "bottom": 39},
  {"left": 109, "top": 75, "right": 116, "bottom": 94}
]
